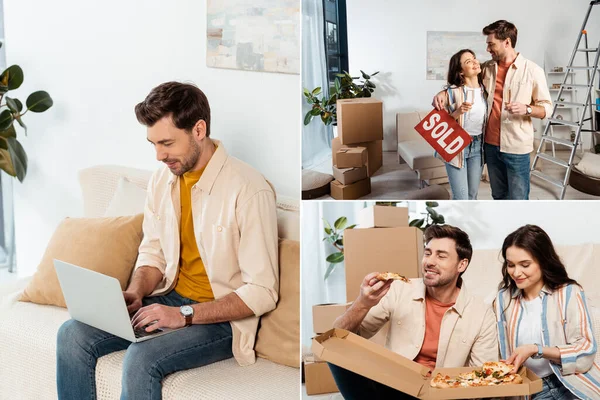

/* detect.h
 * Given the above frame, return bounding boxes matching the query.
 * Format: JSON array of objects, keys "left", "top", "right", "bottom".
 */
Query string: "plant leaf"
[
  {"left": 324, "top": 227, "right": 332, "bottom": 235},
  {"left": 322, "top": 218, "right": 332, "bottom": 230},
  {"left": 310, "top": 107, "right": 321, "bottom": 116},
  {"left": 0, "top": 109, "right": 13, "bottom": 131},
  {"left": 409, "top": 218, "right": 425, "bottom": 228},
  {"left": 311, "top": 87, "right": 322, "bottom": 96},
  {"left": 0, "top": 124, "right": 16, "bottom": 139},
  {"left": 334, "top": 216, "right": 348, "bottom": 230},
  {"left": 426, "top": 207, "right": 440, "bottom": 220},
  {"left": 303, "top": 111, "right": 313, "bottom": 126},
  {"left": 346, "top": 224, "right": 357, "bottom": 230},
  {"left": 335, "top": 238, "right": 343, "bottom": 246},
  {"left": 0, "top": 147, "right": 16, "bottom": 177},
  {"left": 26, "top": 91, "right": 53, "bottom": 112},
  {"left": 437, "top": 215, "right": 445, "bottom": 224},
  {"left": 326, "top": 252, "right": 345, "bottom": 264},
  {"left": 425, "top": 201, "right": 439, "bottom": 208},
  {"left": 372, "top": 71, "right": 380, "bottom": 76},
  {"left": 5, "top": 97, "right": 23, "bottom": 113},
  {"left": 324, "top": 263, "right": 337, "bottom": 280},
  {"left": 360, "top": 70, "right": 371, "bottom": 79},
  {"left": 0, "top": 65, "right": 24, "bottom": 90},
  {"left": 5, "top": 136, "right": 27, "bottom": 182},
  {"left": 303, "top": 88, "right": 310, "bottom": 97}
]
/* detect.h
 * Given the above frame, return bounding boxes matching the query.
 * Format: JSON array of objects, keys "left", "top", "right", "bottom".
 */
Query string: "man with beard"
[
  {"left": 56, "top": 82, "right": 279, "bottom": 400},
  {"left": 329, "top": 225, "right": 498, "bottom": 400},
  {"left": 434, "top": 20, "right": 552, "bottom": 200}
]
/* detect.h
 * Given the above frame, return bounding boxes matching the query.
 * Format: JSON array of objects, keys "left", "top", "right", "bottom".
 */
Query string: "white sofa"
[
  {"left": 0, "top": 165, "right": 300, "bottom": 400},
  {"left": 464, "top": 243, "right": 600, "bottom": 365},
  {"left": 396, "top": 111, "right": 448, "bottom": 187}
]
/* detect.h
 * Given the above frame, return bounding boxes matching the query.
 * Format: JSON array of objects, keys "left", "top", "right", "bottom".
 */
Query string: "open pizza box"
[{"left": 312, "top": 329, "right": 543, "bottom": 399}]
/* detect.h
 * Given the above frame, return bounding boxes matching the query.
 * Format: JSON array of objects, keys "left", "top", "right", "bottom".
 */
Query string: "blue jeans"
[
  {"left": 328, "top": 363, "right": 418, "bottom": 400},
  {"left": 445, "top": 135, "right": 483, "bottom": 200},
  {"left": 532, "top": 374, "right": 577, "bottom": 399},
  {"left": 56, "top": 290, "right": 233, "bottom": 400},
  {"left": 484, "top": 143, "right": 530, "bottom": 200}
]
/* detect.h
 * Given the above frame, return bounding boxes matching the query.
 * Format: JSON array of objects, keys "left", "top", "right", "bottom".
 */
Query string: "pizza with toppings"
[
  {"left": 430, "top": 361, "right": 523, "bottom": 388},
  {"left": 375, "top": 272, "right": 410, "bottom": 283}
]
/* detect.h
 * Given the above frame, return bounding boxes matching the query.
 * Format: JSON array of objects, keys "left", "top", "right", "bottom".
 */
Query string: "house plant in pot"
[
  {"left": 303, "top": 70, "right": 379, "bottom": 136},
  {"left": 0, "top": 43, "right": 54, "bottom": 271}
]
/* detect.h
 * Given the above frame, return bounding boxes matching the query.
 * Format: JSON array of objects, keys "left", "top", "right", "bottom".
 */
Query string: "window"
[{"left": 323, "top": 0, "right": 348, "bottom": 86}]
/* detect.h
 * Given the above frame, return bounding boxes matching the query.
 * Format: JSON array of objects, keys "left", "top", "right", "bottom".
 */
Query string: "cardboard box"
[
  {"left": 336, "top": 147, "right": 367, "bottom": 168},
  {"left": 333, "top": 165, "right": 368, "bottom": 185},
  {"left": 304, "top": 358, "right": 339, "bottom": 395},
  {"left": 337, "top": 98, "right": 384, "bottom": 145},
  {"left": 357, "top": 205, "right": 409, "bottom": 228},
  {"left": 344, "top": 227, "right": 423, "bottom": 301},
  {"left": 330, "top": 178, "right": 371, "bottom": 200},
  {"left": 312, "top": 303, "right": 352, "bottom": 334},
  {"left": 332, "top": 137, "right": 382, "bottom": 177},
  {"left": 313, "top": 329, "right": 543, "bottom": 399}
]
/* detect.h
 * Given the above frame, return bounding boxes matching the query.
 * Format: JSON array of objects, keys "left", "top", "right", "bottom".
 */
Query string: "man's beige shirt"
[
  {"left": 135, "top": 140, "right": 279, "bottom": 366},
  {"left": 359, "top": 279, "right": 499, "bottom": 368},
  {"left": 481, "top": 53, "right": 553, "bottom": 155}
]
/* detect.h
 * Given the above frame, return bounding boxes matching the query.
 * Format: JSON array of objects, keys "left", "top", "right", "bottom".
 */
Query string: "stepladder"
[{"left": 530, "top": 0, "right": 600, "bottom": 199}]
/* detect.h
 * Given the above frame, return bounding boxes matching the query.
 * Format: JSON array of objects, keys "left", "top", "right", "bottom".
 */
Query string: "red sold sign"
[{"left": 414, "top": 109, "right": 472, "bottom": 163}]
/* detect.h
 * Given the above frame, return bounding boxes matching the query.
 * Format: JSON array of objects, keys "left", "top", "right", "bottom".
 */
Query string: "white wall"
[
  {"left": 435, "top": 200, "right": 600, "bottom": 250},
  {"left": 346, "top": 0, "right": 600, "bottom": 151},
  {"left": 3, "top": 0, "right": 300, "bottom": 276}
]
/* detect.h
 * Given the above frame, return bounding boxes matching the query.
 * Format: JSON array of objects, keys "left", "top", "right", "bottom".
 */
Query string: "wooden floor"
[{"left": 311, "top": 151, "right": 600, "bottom": 201}]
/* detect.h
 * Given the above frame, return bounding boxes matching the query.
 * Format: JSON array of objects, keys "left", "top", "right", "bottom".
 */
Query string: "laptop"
[{"left": 54, "top": 259, "right": 185, "bottom": 342}]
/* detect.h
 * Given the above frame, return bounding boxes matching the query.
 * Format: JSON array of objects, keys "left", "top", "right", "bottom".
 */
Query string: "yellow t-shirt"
[{"left": 174, "top": 166, "right": 215, "bottom": 303}]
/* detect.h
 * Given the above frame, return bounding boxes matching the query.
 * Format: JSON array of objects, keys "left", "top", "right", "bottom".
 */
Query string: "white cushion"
[
  {"left": 397, "top": 140, "right": 445, "bottom": 170},
  {"left": 104, "top": 177, "right": 148, "bottom": 217},
  {"left": 576, "top": 152, "right": 600, "bottom": 179}
]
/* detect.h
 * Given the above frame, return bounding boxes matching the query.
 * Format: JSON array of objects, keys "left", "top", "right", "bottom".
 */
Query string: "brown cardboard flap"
[{"left": 313, "top": 329, "right": 428, "bottom": 397}]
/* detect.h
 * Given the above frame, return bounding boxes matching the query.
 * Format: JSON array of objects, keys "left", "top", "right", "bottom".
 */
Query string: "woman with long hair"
[
  {"left": 494, "top": 225, "right": 599, "bottom": 399},
  {"left": 436, "top": 49, "right": 488, "bottom": 200}
]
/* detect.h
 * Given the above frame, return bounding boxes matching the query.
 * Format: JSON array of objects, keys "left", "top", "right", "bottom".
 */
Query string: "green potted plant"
[
  {"left": 303, "top": 70, "right": 379, "bottom": 128},
  {"left": 409, "top": 202, "right": 446, "bottom": 231},
  {"left": 322, "top": 216, "right": 356, "bottom": 280},
  {"left": 0, "top": 42, "right": 54, "bottom": 182}
]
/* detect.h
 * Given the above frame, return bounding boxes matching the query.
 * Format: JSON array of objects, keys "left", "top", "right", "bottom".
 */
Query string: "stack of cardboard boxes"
[
  {"left": 330, "top": 98, "right": 384, "bottom": 200},
  {"left": 305, "top": 206, "right": 424, "bottom": 396}
]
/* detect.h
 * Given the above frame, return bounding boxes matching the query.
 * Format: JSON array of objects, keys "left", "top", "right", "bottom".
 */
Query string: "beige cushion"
[
  {"left": 397, "top": 140, "right": 445, "bottom": 170},
  {"left": 576, "top": 152, "right": 600, "bottom": 179},
  {"left": 301, "top": 169, "right": 334, "bottom": 191},
  {"left": 19, "top": 215, "right": 144, "bottom": 307},
  {"left": 255, "top": 239, "right": 300, "bottom": 368},
  {"left": 104, "top": 177, "right": 148, "bottom": 217}
]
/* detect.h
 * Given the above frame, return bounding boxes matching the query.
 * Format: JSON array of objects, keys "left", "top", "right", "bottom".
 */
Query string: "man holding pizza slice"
[{"left": 330, "top": 224, "right": 499, "bottom": 399}]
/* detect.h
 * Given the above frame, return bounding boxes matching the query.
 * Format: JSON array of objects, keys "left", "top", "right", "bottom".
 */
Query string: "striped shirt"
[{"left": 495, "top": 284, "right": 600, "bottom": 399}]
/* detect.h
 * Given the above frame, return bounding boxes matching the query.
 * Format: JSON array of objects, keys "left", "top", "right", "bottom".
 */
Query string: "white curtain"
[{"left": 301, "top": 0, "right": 332, "bottom": 169}]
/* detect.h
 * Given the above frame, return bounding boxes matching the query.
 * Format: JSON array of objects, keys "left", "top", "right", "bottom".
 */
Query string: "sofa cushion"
[
  {"left": 104, "top": 177, "right": 148, "bottom": 217},
  {"left": 19, "top": 215, "right": 144, "bottom": 307},
  {"left": 575, "top": 152, "right": 600, "bottom": 179},
  {"left": 255, "top": 239, "right": 300, "bottom": 368},
  {"left": 397, "top": 140, "right": 445, "bottom": 170}
]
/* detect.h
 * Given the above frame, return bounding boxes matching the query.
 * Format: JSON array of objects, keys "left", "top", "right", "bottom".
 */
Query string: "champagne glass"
[
  {"left": 465, "top": 90, "right": 474, "bottom": 121},
  {"left": 503, "top": 89, "right": 512, "bottom": 123}
]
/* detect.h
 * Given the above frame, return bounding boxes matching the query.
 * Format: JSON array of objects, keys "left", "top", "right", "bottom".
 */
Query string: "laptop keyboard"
[{"left": 134, "top": 326, "right": 164, "bottom": 339}]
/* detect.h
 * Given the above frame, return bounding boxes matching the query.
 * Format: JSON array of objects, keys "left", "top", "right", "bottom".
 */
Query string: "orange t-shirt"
[
  {"left": 485, "top": 61, "right": 512, "bottom": 146},
  {"left": 413, "top": 294, "right": 456, "bottom": 370}
]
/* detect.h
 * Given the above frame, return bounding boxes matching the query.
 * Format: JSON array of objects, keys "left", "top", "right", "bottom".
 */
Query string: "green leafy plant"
[
  {"left": 0, "top": 42, "right": 54, "bottom": 182},
  {"left": 409, "top": 202, "right": 446, "bottom": 232},
  {"left": 303, "top": 70, "right": 379, "bottom": 126},
  {"left": 322, "top": 216, "right": 356, "bottom": 280}
]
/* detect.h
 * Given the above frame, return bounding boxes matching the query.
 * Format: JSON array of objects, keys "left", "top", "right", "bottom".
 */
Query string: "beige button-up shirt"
[
  {"left": 481, "top": 53, "right": 553, "bottom": 155},
  {"left": 135, "top": 140, "right": 279, "bottom": 366},
  {"left": 359, "top": 279, "right": 499, "bottom": 368}
]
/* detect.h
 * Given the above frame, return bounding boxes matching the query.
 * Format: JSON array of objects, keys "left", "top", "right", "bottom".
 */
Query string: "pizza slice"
[
  {"left": 376, "top": 272, "right": 410, "bottom": 283},
  {"left": 430, "top": 373, "right": 460, "bottom": 389}
]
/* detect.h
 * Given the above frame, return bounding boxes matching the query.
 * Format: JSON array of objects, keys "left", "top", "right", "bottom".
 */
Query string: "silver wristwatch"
[
  {"left": 531, "top": 343, "right": 544, "bottom": 359},
  {"left": 526, "top": 105, "right": 533, "bottom": 115},
  {"left": 180, "top": 305, "right": 194, "bottom": 326}
]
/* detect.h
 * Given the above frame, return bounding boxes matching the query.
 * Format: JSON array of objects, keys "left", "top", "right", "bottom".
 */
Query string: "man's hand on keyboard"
[{"left": 131, "top": 304, "right": 185, "bottom": 332}]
